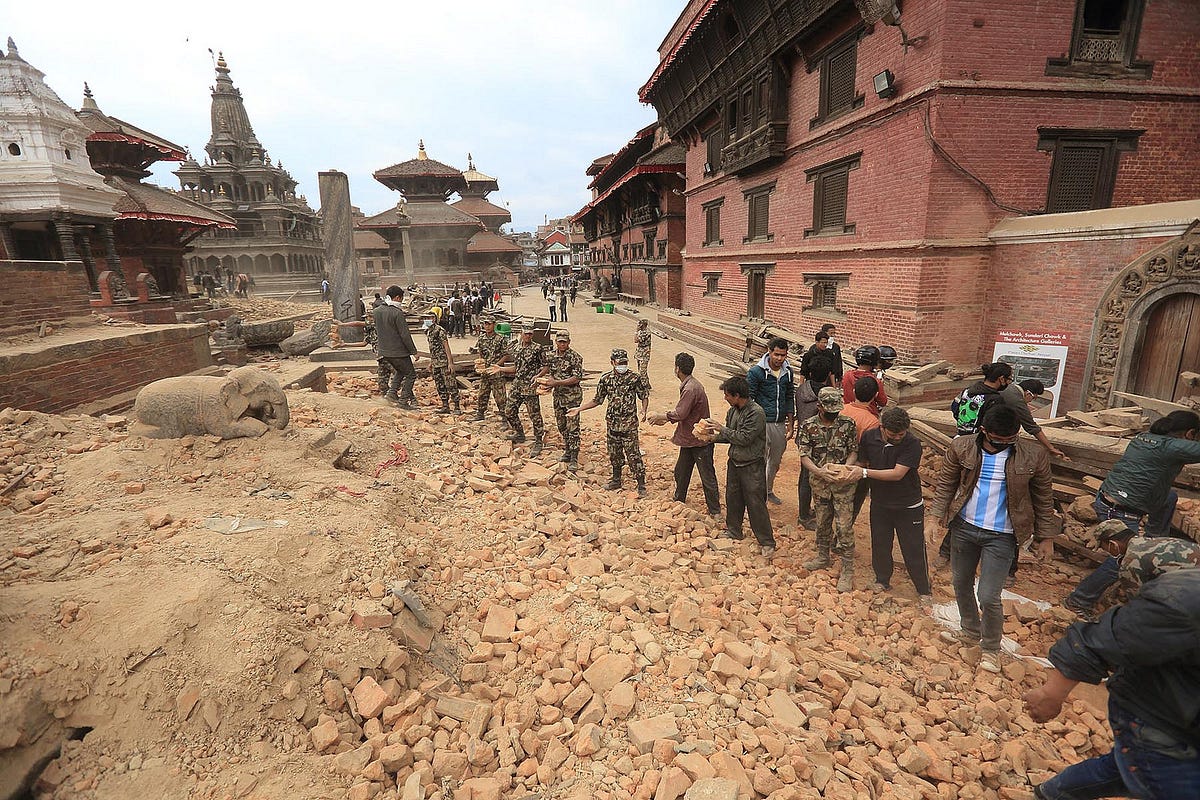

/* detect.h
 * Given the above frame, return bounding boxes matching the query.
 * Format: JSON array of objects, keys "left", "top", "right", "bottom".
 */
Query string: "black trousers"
[
  {"left": 797, "top": 464, "right": 812, "bottom": 518},
  {"left": 726, "top": 458, "right": 775, "bottom": 548},
  {"left": 380, "top": 356, "right": 416, "bottom": 400},
  {"left": 674, "top": 444, "right": 720, "bottom": 515},
  {"left": 870, "top": 503, "right": 932, "bottom": 595}
]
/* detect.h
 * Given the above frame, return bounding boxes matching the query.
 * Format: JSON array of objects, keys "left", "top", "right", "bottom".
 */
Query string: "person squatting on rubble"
[
  {"left": 1024, "top": 567, "right": 1200, "bottom": 800},
  {"left": 794, "top": 349, "right": 839, "bottom": 530},
  {"left": 930, "top": 405, "right": 1057, "bottom": 673},
  {"left": 710, "top": 375, "right": 777, "bottom": 559},
  {"left": 421, "top": 311, "right": 459, "bottom": 415},
  {"left": 634, "top": 318, "right": 653, "bottom": 390},
  {"left": 648, "top": 352, "right": 721, "bottom": 517},
  {"left": 501, "top": 323, "right": 549, "bottom": 456},
  {"left": 374, "top": 285, "right": 418, "bottom": 410},
  {"left": 569, "top": 348, "right": 650, "bottom": 497},
  {"left": 1064, "top": 409, "right": 1200, "bottom": 621},
  {"left": 796, "top": 386, "right": 860, "bottom": 590},
  {"left": 858, "top": 406, "right": 932, "bottom": 603},
  {"left": 545, "top": 330, "right": 584, "bottom": 469},
  {"left": 747, "top": 337, "right": 795, "bottom": 507},
  {"left": 473, "top": 317, "right": 510, "bottom": 424}
]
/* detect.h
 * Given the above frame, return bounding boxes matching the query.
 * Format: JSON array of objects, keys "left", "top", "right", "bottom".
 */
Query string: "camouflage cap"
[
  {"left": 1120, "top": 536, "right": 1200, "bottom": 588},
  {"left": 555, "top": 330, "right": 570, "bottom": 341},
  {"left": 480, "top": 316, "right": 496, "bottom": 325},
  {"left": 521, "top": 322, "right": 536, "bottom": 333},
  {"left": 817, "top": 386, "right": 844, "bottom": 411},
  {"left": 611, "top": 348, "right": 629, "bottom": 362},
  {"left": 1092, "top": 518, "right": 1136, "bottom": 544}
]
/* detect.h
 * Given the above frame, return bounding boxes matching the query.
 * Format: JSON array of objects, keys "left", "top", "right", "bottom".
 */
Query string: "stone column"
[
  {"left": 51, "top": 218, "right": 80, "bottom": 261},
  {"left": 97, "top": 223, "right": 130, "bottom": 299},
  {"left": 317, "top": 170, "right": 363, "bottom": 342},
  {"left": 400, "top": 226, "right": 415, "bottom": 286}
]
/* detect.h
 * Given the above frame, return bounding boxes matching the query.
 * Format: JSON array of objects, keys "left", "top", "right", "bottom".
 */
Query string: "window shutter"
[
  {"left": 819, "top": 171, "right": 849, "bottom": 231},
  {"left": 826, "top": 45, "right": 857, "bottom": 114},
  {"left": 750, "top": 193, "right": 769, "bottom": 240},
  {"left": 706, "top": 206, "right": 719, "bottom": 244},
  {"left": 1048, "top": 143, "right": 1106, "bottom": 213}
]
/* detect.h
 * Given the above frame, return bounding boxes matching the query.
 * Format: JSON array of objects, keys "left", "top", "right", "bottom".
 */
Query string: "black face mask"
[
  {"left": 983, "top": 436, "right": 1014, "bottom": 452},
  {"left": 821, "top": 411, "right": 840, "bottom": 422}
]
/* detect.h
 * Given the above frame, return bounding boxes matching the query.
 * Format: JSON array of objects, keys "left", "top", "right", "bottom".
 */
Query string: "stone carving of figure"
[{"left": 1121, "top": 271, "right": 1144, "bottom": 296}]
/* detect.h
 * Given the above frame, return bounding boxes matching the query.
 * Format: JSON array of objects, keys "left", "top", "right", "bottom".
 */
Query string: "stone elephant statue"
[{"left": 131, "top": 366, "right": 290, "bottom": 440}]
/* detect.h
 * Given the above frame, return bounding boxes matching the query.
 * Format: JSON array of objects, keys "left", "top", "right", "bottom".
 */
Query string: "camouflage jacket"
[
  {"left": 1121, "top": 536, "right": 1200, "bottom": 588},
  {"left": 593, "top": 369, "right": 649, "bottom": 434},
  {"left": 509, "top": 341, "right": 547, "bottom": 396},
  {"left": 548, "top": 348, "right": 584, "bottom": 401},
  {"left": 795, "top": 414, "right": 858, "bottom": 493},
  {"left": 425, "top": 323, "right": 451, "bottom": 368},
  {"left": 476, "top": 331, "right": 509, "bottom": 366},
  {"left": 634, "top": 330, "right": 652, "bottom": 360},
  {"left": 365, "top": 319, "right": 378, "bottom": 354}
]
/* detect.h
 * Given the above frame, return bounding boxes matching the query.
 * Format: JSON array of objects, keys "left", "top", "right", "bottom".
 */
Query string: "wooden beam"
[{"left": 1113, "top": 391, "right": 1192, "bottom": 418}]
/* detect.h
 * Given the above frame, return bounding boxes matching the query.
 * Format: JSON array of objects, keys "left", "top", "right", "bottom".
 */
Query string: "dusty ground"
[{"left": 1, "top": 289, "right": 1111, "bottom": 800}]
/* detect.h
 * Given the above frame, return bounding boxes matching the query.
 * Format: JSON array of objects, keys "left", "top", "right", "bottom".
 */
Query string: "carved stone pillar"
[
  {"left": 97, "top": 224, "right": 129, "bottom": 299},
  {"left": 78, "top": 228, "right": 99, "bottom": 290},
  {"left": 52, "top": 219, "right": 80, "bottom": 261},
  {"left": 0, "top": 222, "right": 14, "bottom": 260}
]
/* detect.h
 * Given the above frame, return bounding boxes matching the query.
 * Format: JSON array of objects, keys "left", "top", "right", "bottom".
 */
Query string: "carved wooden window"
[
  {"left": 1046, "top": 0, "right": 1152, "bottom": 78},
  {"left": 704, "top": 126, "right": 724, "bottom": 175},
  {"left": 1037, "top": 129, "right": 1141, "bottom": 213},
  {"left": 805, "top": 154, "right": 861, "bottom": 237},
  {"left": 703, "top": 199, "right": 723, "bottom": 247},
  {"left": 644, "top": 232, "right": 655, "bottom": 259},
  {"left": 744, "top": 182, "right": 775, "bottom": 244},
  {"left": 657, "top": 239, "right": 667, "bottom": 259},
  {"left": 811, "top": 29, "right": 865, "bottom": 129},
  {"left": 813, "top": 281, "right": 837, "bottom": 309},
  {"left": 703, "top": 271, "right": 722, "bottom": 297}
]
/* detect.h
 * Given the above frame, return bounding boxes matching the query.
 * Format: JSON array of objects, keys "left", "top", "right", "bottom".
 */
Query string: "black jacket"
[
  {"left": 374, "top": 304, "right": 417, "bottom": 358},
  {"left": 1049, "top": 570, "right": 1200, "bottom": 746}
]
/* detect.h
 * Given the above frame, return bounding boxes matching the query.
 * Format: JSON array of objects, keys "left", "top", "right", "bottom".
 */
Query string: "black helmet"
[
  {"left": 854, "top": 345, "right": 881, "bottom": 366},
  {"left": 878, "top": 345, "right": 897, "bottom": 366}
]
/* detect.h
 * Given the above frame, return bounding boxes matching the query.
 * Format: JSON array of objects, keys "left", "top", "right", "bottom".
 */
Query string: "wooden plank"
[
  {"left": 1113, "top": 391, "right": 1192, "bottom": 418},
  {"left": 1051, "top": 536, "right": 1107, "bottom": 565},
  {"left": 909, "top": 419, "right": 953, "bottom": 454},
  {"left": 901, "top": 360, "right": 949, "bottom": 383},
  {"left": 1066, "top": 410, "right": 1107, "bottom": 428},
  {"left": 1037, "top": 417, "right": 1071, "bottom": 427}
]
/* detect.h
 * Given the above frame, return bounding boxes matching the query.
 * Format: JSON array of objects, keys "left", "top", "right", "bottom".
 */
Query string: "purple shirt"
[{"left": 667, "top": 375, "right": 711, "bottom": 448}]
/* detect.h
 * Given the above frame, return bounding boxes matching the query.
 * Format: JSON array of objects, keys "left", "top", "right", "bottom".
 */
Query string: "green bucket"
[
  {"left": 603, "top": 303, "right": 615, "bottom": 314},
  {"left": 594, "top": 304, "right": 604, "bottom": 314},
  {"left": 495, "top": 322, "right": 511, "bottom": 335}
]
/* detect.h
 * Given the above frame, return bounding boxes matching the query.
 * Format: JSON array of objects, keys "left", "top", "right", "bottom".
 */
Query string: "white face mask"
[
  {"left": 422, "top": 320, "right": 433, "bottom": 329},
  {"left": 615, "top": 365, "right": 629, "bottom": 373}
]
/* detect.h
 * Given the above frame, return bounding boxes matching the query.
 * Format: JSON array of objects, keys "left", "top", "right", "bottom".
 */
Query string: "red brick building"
[
  {"left": 640, "top": 0, "right": 1200, "bottom": 410},
  {"left": 575, "top": 125, "right": 686, "bottom": 308}
]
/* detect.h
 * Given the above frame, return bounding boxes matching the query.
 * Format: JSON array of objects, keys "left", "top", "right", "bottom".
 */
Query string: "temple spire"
[
  {"left": 468, "top": 152, "right": 475, "bottom": 170},
  {"left": 81, "top": 82, "right": 99, "bottom": 111},
  {"left": 417, "top": 139, "right": 428, "bottom": 160},
  {"left": 6, "top": 37, "right": 23, "bottom": 62}
]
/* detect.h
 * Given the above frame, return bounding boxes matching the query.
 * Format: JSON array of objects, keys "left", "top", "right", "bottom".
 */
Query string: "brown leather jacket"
[{"left": 929, "top": 435, "right": 1060, "bottom": 544}]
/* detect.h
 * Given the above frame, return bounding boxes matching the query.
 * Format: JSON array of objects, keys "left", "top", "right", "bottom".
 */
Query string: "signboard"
[{"left": 991, "top": 331, "right": 1070, "bottom": 418}]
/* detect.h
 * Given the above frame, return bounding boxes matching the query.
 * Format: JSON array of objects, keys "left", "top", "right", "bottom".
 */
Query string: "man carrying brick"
[
  {"left": 545, "top": 329, "right": 584, "bottom": 469},
  {"left": 709, "top": 375, "right": 777, "bottom": 559},
  {"left": 796, "top": 387, "right": 860, "bottom": 590},
  {"left": 501, "top": 322, "right": 549, "bottom": 456},
  {"left": 569, "top": 348, "right": 650, "bottom": 497},
  {"left": 473, "top": 317, "right": 510, "bottom": 424}
]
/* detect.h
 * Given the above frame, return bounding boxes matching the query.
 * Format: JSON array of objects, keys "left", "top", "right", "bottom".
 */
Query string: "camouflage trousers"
[
  {"left": 607, "top": 429, "right": 645, "bottom": 482},
  {"left": 553, "top": 390, "right": 583, "bottom": 457},
  {"left": 813, "top": 485, "right": 856, "bottom": 558},
  {"left": 431, "top": 367, "right": 460, "bottom": 404},
  {"left": 476, "top": 375, "right": 507, "bottom": 416},
  {"left": 505, "top": 392, "right": 545, "bottom": 441},
  {"left": 377, "top": 360, "right": 393, "bottom": 394},
  {"left": 637, "top": 358, "right": 651, "bottom": 390}
]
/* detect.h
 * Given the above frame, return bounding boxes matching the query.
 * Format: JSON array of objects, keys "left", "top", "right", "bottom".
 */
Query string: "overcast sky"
[{"left": 6, "top": 2, "right": 682, "bottom": 233}]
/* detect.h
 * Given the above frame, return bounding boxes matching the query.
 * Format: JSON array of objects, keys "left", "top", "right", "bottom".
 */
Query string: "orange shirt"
[{"left": 842, "top": 403, "right": 881, "bottom": 443}]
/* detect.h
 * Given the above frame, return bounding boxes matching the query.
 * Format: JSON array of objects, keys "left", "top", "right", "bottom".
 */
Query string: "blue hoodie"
[{"left": 747, "top": 353, "right": 795, "bottom": 424}]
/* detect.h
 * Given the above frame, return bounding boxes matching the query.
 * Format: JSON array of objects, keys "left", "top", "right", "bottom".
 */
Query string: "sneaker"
[
  {"left": 761, "top": 545, "right": 776, "bottom": 559},
  {"left": 767, "top": 493, "right": 782, "bottom": 505},
  {"left": 1064, "top": 596, "right": 1098, "bottom": 623},
  {"left": 871, "top": 582, "right": 890, "bottom": 592},
  {"left": 939, "top": 629, "right": 979, "bottom": 646},
  {"left": 383, "top": 391, "right": 399, "bottom": 403},
  {"left": 720, "top": 530, "right": 745, "bottom": 541},
  {"left": 979, "top": 650, "right": 1002, "bottom": 674}
]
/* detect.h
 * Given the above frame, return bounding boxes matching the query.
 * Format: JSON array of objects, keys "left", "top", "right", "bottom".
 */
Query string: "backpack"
[{"left": 951, "top": 387, "right": 1003, "bottom": 437}]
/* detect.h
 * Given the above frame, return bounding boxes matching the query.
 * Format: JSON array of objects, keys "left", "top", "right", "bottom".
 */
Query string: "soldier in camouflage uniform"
[
  {"left": 634, "top": 318, "right": 652, "bottom": 390},
  {"left": 421, "top": 312, "right": 460, "bottom": 414},
  {"left": 474, "top": 317, "right": 510, "bottom": 423},
  {"left": 502, "top": 323, "right": 549, "bottom": 456},
  {"left": 795, "top": 386, "right": 861, "bottom": 591},
  {"left": 546, "top": 329, "right": 584, "bottom": 469},
  {"left": 570, "top": 348, "right": 650, "bottom": 497},
  {"left": 1090, "top": 519, "right": 1200, "bottom": 591}
]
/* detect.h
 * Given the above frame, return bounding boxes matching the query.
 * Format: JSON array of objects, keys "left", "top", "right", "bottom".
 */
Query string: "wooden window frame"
[
  {"left": 808, "top": 27, "right": 867, "bottom": 130},
  {"left": 743, "top": 182, "right": 776, "bottom": 244},
  {"left": 656, "top": 239, "right": 667, "bottom": 260},
  {"left": 1037, "top": 128, "right": 1142, "bottom": 213},
  {"left": 704, "top": 123, "right": 725, "bottom": 176},
  {"left": 805, "top": 153, "right": 861, "bottom": 238},
  {"left": 740, "top": 262, "right": 774, "bottom": 321},
  {"left": 702, "top": 198, "right": 724, "bottom": 247},
  {"left": 1046, "top": 0, "right": 1153, "bottom": 79},
  {"left": 702, "top": 271, "right": 722, "bottom": 297},
  {"left": 802, "top": 272, "right": 850, "bottom": 320}
]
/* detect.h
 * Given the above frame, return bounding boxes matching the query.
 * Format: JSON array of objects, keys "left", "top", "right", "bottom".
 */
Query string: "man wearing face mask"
[
  {"left": 421, "top": 311, "right": 459, "bottom": 415},
  {"left": 796, "top": 387, "right": 861, "bottom": 590},
  {"left": 929, "top": 405, "right": 1057, "bottom": 673},
  {"left": 568, "top": 348, "right": 650, "bottom": 497},
  {"left": 546, "top": 330, "right": 584, "bottom": 469},
  {"left": 500, "top": 323, "right": 549, "bottom": 457}
]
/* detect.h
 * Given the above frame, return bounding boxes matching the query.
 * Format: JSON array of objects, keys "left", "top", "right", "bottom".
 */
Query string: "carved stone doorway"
[
  {"left": 1132, "top": 292, "right": 1200, "bottom": 401},
  {"left": 1086, "top": 221, "right": 1200, "bottom": 410}
]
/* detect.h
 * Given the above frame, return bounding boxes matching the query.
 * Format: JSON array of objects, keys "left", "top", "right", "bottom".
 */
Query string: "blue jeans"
[
  {"left": 1038, "top": 698, "right": 1200, "bottom": 799},
  {"left": 1067, "top": 492, "right": 1179, "bottom": 609},
  {"left": 950, "top": 518, "right": 1016, "bottom": 651}
]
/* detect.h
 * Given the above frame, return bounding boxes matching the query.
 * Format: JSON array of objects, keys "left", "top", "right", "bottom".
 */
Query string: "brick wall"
[
  {"left": 0, "top": 260, "right": 95, "bottom": 330},
  {"left": 0, "top": 325, "right": 214, "bottom": 413}
]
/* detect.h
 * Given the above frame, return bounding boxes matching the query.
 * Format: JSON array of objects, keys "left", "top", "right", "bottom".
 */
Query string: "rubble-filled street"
[{"left": 0, "top": 293, "right": 1120, "bottom": 800}]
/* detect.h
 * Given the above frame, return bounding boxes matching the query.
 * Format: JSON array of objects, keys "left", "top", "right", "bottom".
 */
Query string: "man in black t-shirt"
[{"left": 858, "top": 406, "right": 932, "bottom": 602}]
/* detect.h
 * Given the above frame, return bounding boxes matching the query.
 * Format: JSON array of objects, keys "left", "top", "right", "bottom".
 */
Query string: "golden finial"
[{"left": 417, "top": 140, "right": 428, "bottom": 161}]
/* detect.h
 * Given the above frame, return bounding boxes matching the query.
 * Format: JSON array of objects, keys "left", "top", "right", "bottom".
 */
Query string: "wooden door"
[
  {"left": 747, "top": 271, "right": 766, "bottom": 319},
  {"left": 1133, "top": 292, "right": 1200, "bottom": 401}
]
